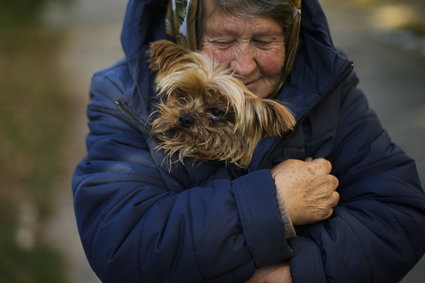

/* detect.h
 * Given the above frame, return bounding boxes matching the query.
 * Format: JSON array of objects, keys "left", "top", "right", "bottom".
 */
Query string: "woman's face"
[{"left": 199, "top": 4, "right": 286, "bottom": 99}]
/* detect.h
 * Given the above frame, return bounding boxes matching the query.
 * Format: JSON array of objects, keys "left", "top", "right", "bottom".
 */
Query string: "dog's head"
[{"left": 148, "top": 40, "right": 295, "bottom": 167}]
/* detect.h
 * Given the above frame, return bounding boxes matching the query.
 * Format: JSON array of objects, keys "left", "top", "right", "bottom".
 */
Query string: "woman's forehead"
[{"left": 203, "top": 12, "right": 284, "bottom": 37}]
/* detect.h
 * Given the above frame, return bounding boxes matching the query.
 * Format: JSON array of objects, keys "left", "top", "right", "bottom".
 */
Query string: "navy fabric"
[{"left": 72, "top": 0, "right": 425, "bottom": 282}]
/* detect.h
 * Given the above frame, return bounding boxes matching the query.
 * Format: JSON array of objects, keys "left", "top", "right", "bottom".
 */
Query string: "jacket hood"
[{"left": 119, "top": 0, "right": 352, "bottom": 120}]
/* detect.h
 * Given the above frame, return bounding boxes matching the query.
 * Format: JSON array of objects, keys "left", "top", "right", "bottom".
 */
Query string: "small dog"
[{"left": 148, "top": 40, "right": 295, "bottom": 167}]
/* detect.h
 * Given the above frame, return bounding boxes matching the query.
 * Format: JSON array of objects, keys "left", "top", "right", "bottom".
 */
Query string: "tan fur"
[{"left": 148, "top": 40, "right": 296, "bottom": 167}]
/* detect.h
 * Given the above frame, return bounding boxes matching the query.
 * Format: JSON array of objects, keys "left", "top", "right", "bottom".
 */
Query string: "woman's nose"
[{"left": 230, "top": 44, "right": 257, "bottom": 78}]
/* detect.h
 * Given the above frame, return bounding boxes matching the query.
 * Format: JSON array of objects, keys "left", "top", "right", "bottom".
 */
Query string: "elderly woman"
[{"left": 72, "top": 0, "right": 425, "bottom": 282}]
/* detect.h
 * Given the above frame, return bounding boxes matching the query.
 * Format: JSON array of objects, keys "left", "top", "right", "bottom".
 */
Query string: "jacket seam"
[
  {"left": 339, "top": 209, "right": 374, "bottom": 282},
  {"left": 187, "top": 190, "right": 206, "bottom": 282}
]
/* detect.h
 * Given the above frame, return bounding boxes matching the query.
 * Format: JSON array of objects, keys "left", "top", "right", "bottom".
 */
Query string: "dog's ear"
[
  {"left": 148, "top": 40, "right": 192, "bottom": 72},
  {"left": 248, "top": 99, "right": 296, "bottom": 138},
  {"left": 262, "top": 99, "right": 296, "bottom": 137}
]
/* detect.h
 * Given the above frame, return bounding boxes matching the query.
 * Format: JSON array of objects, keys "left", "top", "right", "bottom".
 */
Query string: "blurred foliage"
[
  {"left": 0, "top": 198, "right": 66, "bottom": 283},
  {"left": 0, "top": 9, "right": 72, "bottom": 283},
  {"left": 0, "top": 0, "right": 72, "bottom": 27},
  {"left": 335, "top": 0, "right": 425, "bottom": 35},
  {"left": 0, "top": 27, "right": 71, "bottom": 216}
]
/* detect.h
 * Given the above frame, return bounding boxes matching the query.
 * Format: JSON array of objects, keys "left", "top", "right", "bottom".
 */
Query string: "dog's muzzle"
[{"left": 178, "top": 114, "right": 195, "bottom": 128}]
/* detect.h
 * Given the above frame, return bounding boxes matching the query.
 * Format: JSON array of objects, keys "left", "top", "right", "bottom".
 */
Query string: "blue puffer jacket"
[{"left": 72, "top": 0, "right": 425, "bottom": 282}]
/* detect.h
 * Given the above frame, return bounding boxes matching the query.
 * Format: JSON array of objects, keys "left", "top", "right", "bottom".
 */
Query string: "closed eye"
[
  {"left": 253, "top": 39, "right": 273, "bottom": 47},
  {"left": 210, "top": 40, "right": 235, "bottom": 50},
  {"left": 253, "top": 37, "right": 284, "bottom": 49}
]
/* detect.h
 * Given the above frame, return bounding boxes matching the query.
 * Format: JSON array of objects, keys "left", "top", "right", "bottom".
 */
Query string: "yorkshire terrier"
[{"left": 148, "top": 40, "right": 295, "bottom": 167}]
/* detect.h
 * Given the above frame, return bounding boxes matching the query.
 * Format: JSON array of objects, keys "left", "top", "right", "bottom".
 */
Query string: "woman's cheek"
[
  {"left": 258, "top": 51, "right": 285, "bottom": 76},
  {"left": 201, "top": 46, "right": 231, "bottom": 64}
]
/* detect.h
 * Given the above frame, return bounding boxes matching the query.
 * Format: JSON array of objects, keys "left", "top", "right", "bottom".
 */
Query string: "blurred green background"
[
  {"left": 0, "top": 0, "right": 424, "bottom": 282},
  {"left": 0, "top": 0, "right": 73, "bottom": 282},
  {"left": 1, "top": 0, "right": 125, "bottom": 282}
]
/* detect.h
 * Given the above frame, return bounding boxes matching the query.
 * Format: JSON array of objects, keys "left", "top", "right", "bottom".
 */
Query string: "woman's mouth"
[{"left": 244, "top": 78, "right": 259, "bottom": 88}]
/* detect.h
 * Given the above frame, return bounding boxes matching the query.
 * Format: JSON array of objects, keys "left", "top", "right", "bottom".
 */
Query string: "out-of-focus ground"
[{"left": 1, "top": 0, "right": 423, "bottom": 282}]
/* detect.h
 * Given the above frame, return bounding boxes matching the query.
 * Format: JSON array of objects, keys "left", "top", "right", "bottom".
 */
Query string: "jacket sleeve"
[
  {"left": 72, "top": 71, "right": 293, "bottom": 283},
  {"left": 288, "top": 85, "right": 425, "bottom": 282}
]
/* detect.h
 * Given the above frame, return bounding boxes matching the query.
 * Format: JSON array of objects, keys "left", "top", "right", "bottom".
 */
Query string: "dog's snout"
[{"left": 178, "top": 114, "right": 195, "bottom": 128}]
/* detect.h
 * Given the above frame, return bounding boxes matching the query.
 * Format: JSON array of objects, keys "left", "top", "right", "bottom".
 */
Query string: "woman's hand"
[
  {"left": 271, "top": 158, "right": 339, "bottom": 225},
  {"left": 244, "top": 263, "right": 292, "bottom": 283}
]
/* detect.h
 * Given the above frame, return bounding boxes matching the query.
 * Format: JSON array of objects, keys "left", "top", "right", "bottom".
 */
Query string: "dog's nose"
[{"left": 178, "top": 114, "right": 195, "bottom": 128}]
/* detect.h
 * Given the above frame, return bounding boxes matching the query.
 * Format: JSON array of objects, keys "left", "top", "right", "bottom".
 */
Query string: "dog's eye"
[
  {"left": 177, "top": 96, "right": 188, "bottom": 104},
  {"left": 207, "top": 108, "right": 226, "bottom": 121},
  {"left": 163, "top": 129, "right": 175, "bottom": 138}
]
